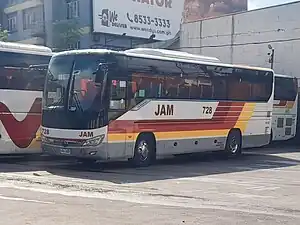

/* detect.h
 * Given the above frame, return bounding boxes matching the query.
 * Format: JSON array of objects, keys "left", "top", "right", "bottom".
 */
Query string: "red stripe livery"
[
  {"left": 108, "top": 102, "right": 245, "bottom": 134},
  {"left": 0, "top": 98, "right": 42, "bottom": 148}
]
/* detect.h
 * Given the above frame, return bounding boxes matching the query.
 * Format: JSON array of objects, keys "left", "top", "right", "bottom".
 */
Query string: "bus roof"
[
  {"left": 275, "top": 74, "right": 295, "bottom": 79},
  {"left": 0, "top": 41, "right": 53, "bottom": 56},
  {"left": 124, "top": 48, "right": 221, "bottom": 63},
  {"left": 54, "top": 48, "right": 273, "bottom": 72}
]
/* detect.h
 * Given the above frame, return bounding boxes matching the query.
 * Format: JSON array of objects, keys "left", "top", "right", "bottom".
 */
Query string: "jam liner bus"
[
  {"left": 0, "top": 41, "right": 53, "bottom": 154},
  {"left": 41, "top": 48, "right": 274, "bottom": 166}
]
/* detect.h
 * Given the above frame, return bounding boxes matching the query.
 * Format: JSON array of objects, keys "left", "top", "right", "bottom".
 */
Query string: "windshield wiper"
[
  {"left": 47, "top": 68, "right": 59, "bottom": 81},
  {"left": 69, "top": 91, "right": 83, "bottom": 113},
  {"left": 48, "top": 96, "right": 65, "bottom": 113}
]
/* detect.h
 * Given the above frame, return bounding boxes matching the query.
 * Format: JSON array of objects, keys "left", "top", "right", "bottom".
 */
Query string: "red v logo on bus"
[{"left": 0, "top": 98, "right": 42, "bottom": 148}]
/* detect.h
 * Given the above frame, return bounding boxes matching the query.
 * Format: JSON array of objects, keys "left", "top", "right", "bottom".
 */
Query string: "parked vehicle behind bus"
[
  {"left": 0, "top": 41, "right": 53, "bottom": 154},
  {"left": 41, "top": 48, "right": 274, "bottom": 166},
  {"left": 271, "top": 74, "right": 298, "bottom": 142}
]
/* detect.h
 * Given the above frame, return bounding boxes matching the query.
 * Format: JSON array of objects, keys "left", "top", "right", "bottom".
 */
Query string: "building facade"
[
  {"left": 179, "top": 1, "right": 300, "bottom": 79},
  {"left": 2, "top": 0, "right": 151, "bottom": 49},
  {"left": 0, "top": 0, "right": 7, "bottom": 28},
  {"left": 2, "top": 0, "right": 45, "bottom": 45}
]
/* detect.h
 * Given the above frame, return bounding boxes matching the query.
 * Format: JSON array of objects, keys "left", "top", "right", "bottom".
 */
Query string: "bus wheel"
[
  {"left": 132, "top": 133, "right": 156, "bottom": 167},
  {"left": 269, "top": 130, "right": 273, "bottom": 145},
  {"left": 225, "top": 129, "right": 242, "bottom": 157}
]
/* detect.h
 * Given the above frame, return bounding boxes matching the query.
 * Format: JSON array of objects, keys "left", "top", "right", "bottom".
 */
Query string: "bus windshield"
[{"left": 44, "top": 54, "right": 107, "bottom": 111}]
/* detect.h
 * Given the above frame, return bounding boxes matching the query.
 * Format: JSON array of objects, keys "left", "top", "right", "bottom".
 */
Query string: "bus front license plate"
[{"left": 60, "top": 148, "right": 71, "bottom": 155}]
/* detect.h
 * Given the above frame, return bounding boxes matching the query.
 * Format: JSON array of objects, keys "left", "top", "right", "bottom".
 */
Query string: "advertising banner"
[
  {"left": 92, "top": 0, "right": 185, "bottom": 41},
  {"left": 92, "top": 0, "right": 248, "bottom": 40},
  {"left": 182, "top": 0, "right": 248, "bottom": 23}
]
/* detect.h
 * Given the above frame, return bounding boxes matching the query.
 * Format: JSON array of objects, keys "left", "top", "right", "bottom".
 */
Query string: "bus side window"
[
  {"left": 109, "top": 79, "right": 127, "bottom": 110},
  {"left": 0, "top": 79, "right": 8, "bottom": 89},
  {"left": 24, "top": 68, "right": 46, "bottom": 91},
  {"left": 127, "top": 81, "right": 137, "bottom": 109},
  {"left": 0, "top": 67, "right": 26, "bottom": 90},
  {"left": 26, "top": 76, "right": 45, "bottom": 91}
]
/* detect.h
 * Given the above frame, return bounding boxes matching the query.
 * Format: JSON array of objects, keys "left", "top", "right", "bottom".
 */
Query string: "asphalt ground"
[{"left": 0, "top": 145, "right": 299, "bottom": 224}]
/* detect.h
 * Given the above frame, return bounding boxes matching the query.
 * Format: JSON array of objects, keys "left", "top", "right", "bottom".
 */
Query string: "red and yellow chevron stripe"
[{"left": 107, "top": 102, "right": 256, "bottom": 142}]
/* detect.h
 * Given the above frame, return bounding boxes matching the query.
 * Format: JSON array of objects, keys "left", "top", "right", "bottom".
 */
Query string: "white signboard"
[{"left": 92, "top": 0, "right": 185, "bottom": 41}]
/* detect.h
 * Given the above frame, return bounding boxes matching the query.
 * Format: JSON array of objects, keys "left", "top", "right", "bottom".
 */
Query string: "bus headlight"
[
  {"left": 82, "top": 135, "right": 105, "bottom": 147},
  {"left": 41, "top": 136, "right": 54, "bottom": 144}
]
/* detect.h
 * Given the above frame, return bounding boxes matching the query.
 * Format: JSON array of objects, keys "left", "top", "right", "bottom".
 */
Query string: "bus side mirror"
[
  {"left": 95, "top": 72, "right": 104, "bottom": 85},
  {"left": 94, "top": 62, "right": 116, "bottom": 85}
]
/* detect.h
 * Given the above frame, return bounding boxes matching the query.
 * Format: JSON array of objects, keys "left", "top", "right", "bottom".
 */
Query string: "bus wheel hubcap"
[
  {"left": 138, "top": 141, "right": 149, "bottom": 161},
  {"left": 229, "top": 136, "right": 238, "bottom": 153}
]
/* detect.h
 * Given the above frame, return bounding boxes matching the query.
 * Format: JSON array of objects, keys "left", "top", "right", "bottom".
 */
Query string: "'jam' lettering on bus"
[
  {"left": 79, "top": 131, "right": 94, "bottom": 138},
  {"left": 155, "top": 104, "right": 174, "bottom": 116}
]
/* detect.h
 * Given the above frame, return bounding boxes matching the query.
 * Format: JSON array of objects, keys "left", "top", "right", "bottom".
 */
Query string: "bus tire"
[
  {"left": 132, "top": 133, "right": 156, "bottom": 167},
  {"left": 269, "top": 130, "right": 273, "bottom": 145},
  {"left": 225, "top": 129, "right": 242, "bottom": 157}
]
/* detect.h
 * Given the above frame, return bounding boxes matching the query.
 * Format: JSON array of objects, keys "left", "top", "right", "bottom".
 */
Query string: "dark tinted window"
[
  {"left": 127, "top": 57, "right": 273, "bottom": 102},
  {"left": 225, "top": 68, "right": 273, "bottom": 102},
  {"left": 0, "top": 51, "right": 51, "bottom": 67},
  {"left": 274, "top": 76, "right": 298, "bottom": 101},
  {"left": 0, "top": 51, "right": 51, "bottom": 91}
]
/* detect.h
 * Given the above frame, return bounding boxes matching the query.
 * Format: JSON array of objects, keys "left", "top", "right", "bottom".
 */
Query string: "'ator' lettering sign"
[
  {"left": 132, "top": 0, "right": 172, "bottom": 8},
  {"left": 155, "top": 104, "right": 174, "bottom": 116}
]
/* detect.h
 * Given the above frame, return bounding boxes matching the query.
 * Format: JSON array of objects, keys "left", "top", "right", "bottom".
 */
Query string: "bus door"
[{"left": 107, "top": 77, "right": 133, "bottom": 158}]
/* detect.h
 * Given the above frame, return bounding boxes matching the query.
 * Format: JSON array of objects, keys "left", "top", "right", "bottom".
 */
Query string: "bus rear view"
[{"left": 271, "top": 74, "right": 298, "bottom": 141}]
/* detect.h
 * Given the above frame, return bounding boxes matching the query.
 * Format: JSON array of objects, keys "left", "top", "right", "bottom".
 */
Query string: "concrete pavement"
[{"left": 0, "top": 147, "right": 299, "bottom": 224}]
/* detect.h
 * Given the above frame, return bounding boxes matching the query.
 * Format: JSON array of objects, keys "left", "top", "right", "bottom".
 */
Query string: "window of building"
[
  {"left": 7, "top": 16, "right": 17, "bottom": 32},
  {"left": 68, "top": 41, "right": 81, "bottom": 50},
  {"left": 23, "top": 11, "right": 37, "bottom": 30},
  {"left": 8, "top": 0, "right": 16, "bottom": 5},
  {"left": 67, "top": 0, "right": 79, "bottom": 19}
]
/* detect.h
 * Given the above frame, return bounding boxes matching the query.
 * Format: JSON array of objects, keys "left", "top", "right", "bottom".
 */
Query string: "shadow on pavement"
[
  {"left": 47, "top": 149, "right": 300, "bottom": 184},
  {"left": 0, "top": 146, "right": 299, "bottom": 177},
  {"left": 247, "top": 144, "right": 300, "bottom": 154},
  {"left": 0, "top": 154, "right": 71, "bottom": 173}
]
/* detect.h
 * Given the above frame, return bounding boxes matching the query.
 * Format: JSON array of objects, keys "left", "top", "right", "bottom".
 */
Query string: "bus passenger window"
[
  {"left": 213, "top": 77, "right": 228, "bottom": 100},
  {"left": 190, "top": 84, "right": 201, "bottom": 99},
  {"left": 109, "top": 80, "right": 127, "bottom": 110},
  {"left": 201, "top": 85, "right": 213, "bottom": 99}
]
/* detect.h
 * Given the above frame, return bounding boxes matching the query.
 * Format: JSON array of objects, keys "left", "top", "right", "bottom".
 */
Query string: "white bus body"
[
  {"left": 41, "top": 48, "right": 274, "bottom": 166},
  {"left": 0, "top": 42, "right": 53, "bottom": 154},
  {"left": 271, "top": 74, "right": 298, "bottom": 141}
]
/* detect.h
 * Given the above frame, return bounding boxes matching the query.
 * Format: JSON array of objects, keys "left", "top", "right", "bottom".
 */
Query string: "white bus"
[
  {"left": 41, "top": 48, "right": 274, "bottom": 166},
  {"left": 0, "top": 41, "right": 53, "bottom": 154},
  {"left": 271, "top": 74, "right": 298, "bottom": 142}
]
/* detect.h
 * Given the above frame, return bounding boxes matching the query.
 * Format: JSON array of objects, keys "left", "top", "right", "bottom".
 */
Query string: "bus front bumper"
[{"left": 42, "top": 143, "right": 107, "bottom": 159}]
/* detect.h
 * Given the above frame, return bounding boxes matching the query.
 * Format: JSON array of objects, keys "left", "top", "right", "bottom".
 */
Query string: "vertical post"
[
  {"left": 270, "top": 48, "right": 275, "bottom": 70},
  {"left": 268, "top": 44, "right": 275, "bottom": 70}
]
